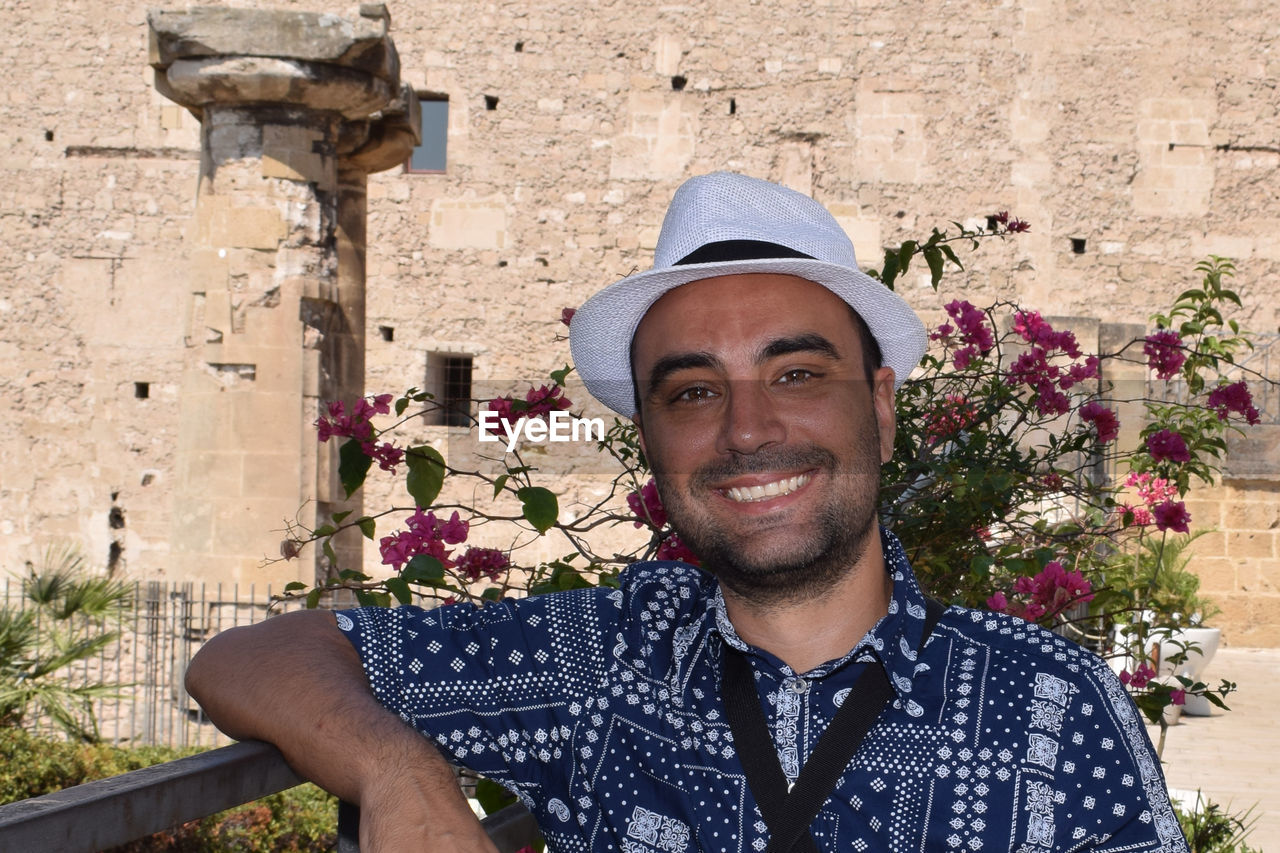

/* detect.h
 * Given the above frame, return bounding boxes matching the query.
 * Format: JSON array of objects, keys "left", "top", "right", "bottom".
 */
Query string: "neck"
[{"left": 720, "top": 542, "right": 894, "bottom": 674}]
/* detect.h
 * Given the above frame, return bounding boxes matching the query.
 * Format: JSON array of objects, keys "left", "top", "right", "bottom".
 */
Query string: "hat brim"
[{"left": 570, "top": 257, "right": 928, "bottom": 416}]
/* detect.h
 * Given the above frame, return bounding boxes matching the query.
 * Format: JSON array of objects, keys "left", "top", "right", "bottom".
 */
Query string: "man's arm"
[{"left": 185, "top": 609, "right": 498, "bottom": 852}]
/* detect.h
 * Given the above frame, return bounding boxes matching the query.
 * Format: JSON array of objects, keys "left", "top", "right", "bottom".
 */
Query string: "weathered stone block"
[{"left": 1226, "top": 530, "right": 1276, "bottom": 560}]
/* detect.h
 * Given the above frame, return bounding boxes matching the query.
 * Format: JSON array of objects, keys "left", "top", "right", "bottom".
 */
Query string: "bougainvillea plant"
[{"left": 277, "top": 222, "right": 1267, "bottom": 747}]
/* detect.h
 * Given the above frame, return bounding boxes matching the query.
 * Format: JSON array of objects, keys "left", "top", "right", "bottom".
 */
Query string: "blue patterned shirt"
[{"left": 337, "top": 530, "right": 1187, "bottom": 853}]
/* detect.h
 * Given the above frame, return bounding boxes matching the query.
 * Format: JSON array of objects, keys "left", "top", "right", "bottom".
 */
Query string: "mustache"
[{"left": 686, "top": 444, "right": 839, "bottom": 486}]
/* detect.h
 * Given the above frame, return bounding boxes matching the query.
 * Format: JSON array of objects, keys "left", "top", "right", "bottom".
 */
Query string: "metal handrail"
[{"left": 0, "top": 740, "right": 541, "bottom": 852}]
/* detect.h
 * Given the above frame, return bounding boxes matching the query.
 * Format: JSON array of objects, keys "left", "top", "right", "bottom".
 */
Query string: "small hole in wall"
[
  {"left": 45, "top": 130, "right": 54, "bottom": 142},
  {"left": 671, "top": 75, "right": 687, "bottom": 91},
  {"left": 108, "top": 542, "right": 122, "bottom": 574},
  {"left": 514, "top": 41, "right": 524, "bottom": 52},
  {"left": 986, "top": 216, "right": 999, "bottom": 231},
  {"left": 729, "top": 98, "right": 736, "bottom": 115},
  {"left": 497, "top": 260, "right": 508, "bottom": 267},
  {"left": 379, "top": 326, "right": 394, "bottom": 342},
  {"left": 134, "top": 382, "right": 149, "bottom": 399},
  {"left": 1071, "top": 238, "right": 1087, "bottom": 254},
  {"left": 484, "top": 95, "right": 499, "bottom": 111},
  {"left": 109, "top": 506, "right": 125, "bottom": 530}
]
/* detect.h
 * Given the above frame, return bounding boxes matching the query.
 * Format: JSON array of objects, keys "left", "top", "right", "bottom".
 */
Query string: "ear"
[{"left": 872, "top": 366, "right": 896, "bottom": 464}]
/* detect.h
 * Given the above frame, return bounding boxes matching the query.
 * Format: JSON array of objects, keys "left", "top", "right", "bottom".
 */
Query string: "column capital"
[
  {"left": 339, "top": 84, "right": 421, "bottom": 175},
  {"left": 149, "top": 6, "right": 400, "bottom": 120}
]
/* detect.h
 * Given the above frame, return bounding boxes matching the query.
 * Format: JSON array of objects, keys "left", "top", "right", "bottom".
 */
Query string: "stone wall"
[{"left": 1, "top": 1, "right": 1276, "bottom": 641}]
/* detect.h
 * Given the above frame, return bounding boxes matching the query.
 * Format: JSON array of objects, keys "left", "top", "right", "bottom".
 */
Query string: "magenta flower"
[
  {"left": 656, "top": 532, "right": 700, "bottom": 565},
  {"left": 987, "top": 591, "right": 1009, "bottom": 612},
  {"left": 938, "top": 301, "right": 994, "bottom": 369},
  {"left": 1206, "top": 380, "right": 1261, "bottom": 425},
  {"left": 560, "top": 307, "right": 576, "bottom": 327},
  {"left": 454, "top": 547, "right": 511, "bottom": 583},
  {"left": 1170, "top": 689, "right": 1186, "bottom": 706},
  {"left": 315, "top": 394, "right": 392, "bottom": 443},
  {"left": 1146, "top": 429, "right": 1190, "bottom": 463},
  {"left": 1143, "top": 330, "right": 1186, "bottom": 380},
  {"left": 627, "top": 479, "right": 668, "bottom": 529},
  {"left": 1079, "top": 401, "right": 1120, "bottom": 444},
  {"left": 1119, "top": 662, "right": 1155, "bottom": 689},
  {"left": 1152, "top": 500, "right": 1191, "bottom": 533},
  {"left": 379, "top": 509, "right": 471, "bottom": 571}
]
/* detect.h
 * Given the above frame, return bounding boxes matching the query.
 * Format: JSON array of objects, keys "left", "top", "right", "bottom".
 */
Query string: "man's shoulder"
[{"left": 935, "top": 603, "right": 1119, "bottom": 688}]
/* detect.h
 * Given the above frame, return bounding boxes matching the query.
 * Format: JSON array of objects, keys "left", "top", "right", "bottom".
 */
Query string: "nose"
[{"left": 715, "top": 381, "right": 785, "bottom": 455}]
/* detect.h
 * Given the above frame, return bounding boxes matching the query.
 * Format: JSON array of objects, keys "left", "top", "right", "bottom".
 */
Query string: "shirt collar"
[{"left": 707, "top": 527, "right": 934, "bottom": 703}]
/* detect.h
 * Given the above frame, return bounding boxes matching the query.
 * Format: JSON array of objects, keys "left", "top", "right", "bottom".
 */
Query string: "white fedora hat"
[{"left": 569, "top": 172, "right": 927, "bottom": 416}]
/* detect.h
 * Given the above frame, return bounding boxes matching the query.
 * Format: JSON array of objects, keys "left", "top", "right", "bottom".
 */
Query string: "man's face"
[{"left": 632, "top": 273, "right": 897, "bottom": 606}]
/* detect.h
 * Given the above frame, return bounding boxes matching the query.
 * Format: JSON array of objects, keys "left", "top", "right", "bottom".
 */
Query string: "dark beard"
[{"left": 656, "top": 442, "right": 882, "bottom": 609}]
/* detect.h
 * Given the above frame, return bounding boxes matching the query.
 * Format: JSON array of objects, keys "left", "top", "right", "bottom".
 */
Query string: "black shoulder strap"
[{"left": 723, "top": 597, "right": 947, "bottom": 853}]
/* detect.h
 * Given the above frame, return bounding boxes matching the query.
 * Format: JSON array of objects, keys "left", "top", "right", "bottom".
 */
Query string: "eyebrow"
[{"left": 642, "top": 333, "right": 844, "bottom": 400}]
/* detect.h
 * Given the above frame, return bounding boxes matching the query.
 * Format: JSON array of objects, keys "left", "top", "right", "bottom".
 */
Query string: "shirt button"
[{"left": 787, "top": 677, "right": 808, "bottom": 694}]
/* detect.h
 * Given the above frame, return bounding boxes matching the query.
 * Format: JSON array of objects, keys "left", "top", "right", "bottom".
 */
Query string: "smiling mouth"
[{"left": 723, "top": 473, "right": 813, "bottom": 503}]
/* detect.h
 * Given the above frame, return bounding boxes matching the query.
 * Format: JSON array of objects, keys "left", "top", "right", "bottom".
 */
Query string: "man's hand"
[{"left": 185, "top": 609, "right": 498, "bottom": 852}]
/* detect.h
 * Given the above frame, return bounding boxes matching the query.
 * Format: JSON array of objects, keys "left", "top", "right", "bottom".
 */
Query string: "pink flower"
[
  {"left": 454, "top": 547, "right": 511, "bottom": 583},
  {"left": 1206, "top": 380, "right": 1260, "bottom": 425},
  {"left": 1146, "top": 430, "right": 1190, "bottom": 463},
  {"left": 379, "top": 510, "right": 471, "bottom": 571},
  {"left": 1152, "top": 500, "right": 1191, "bottom": 533},
  {"left": 944, "top": 300, "right": 995, "bottom": 356},
  {"left": 627, "top": 479, "right": 668, "bottom": 529},
  {"left": 360, "top": 441, "right": 405, "bottom": 472},
  {"left": 1120, "top": 662, "right": 1155, "bottom": 689},
  {"left": 1079, "top": 401, "right": 1120, "bottom": 444},
  {"left": 1005, "top": 218, "right": 1030, "bottom": 233},
  {"left": 1143, "top": 330, "right": 1186, "bottom": 380},
  {"left": 560, "top": 307, "right": 576, "bottom": 327},
  {"left": 656, "top": 533, "right": 699, "bottom": 565},
  {"left": 987, "top": 591, "right": 1009, "bottom": 612},
  {"left": 1125, "top": 471, "right": 1179, "bottom": 506},
  {"left": 315, "top": 395, "right": 391, "bottom": 443},
  {"left": 924, "top": 395, "right": 980, "bottom": 444},
  {"left": 1171, "top": 689, "right": 1186, "bottom": 706}
]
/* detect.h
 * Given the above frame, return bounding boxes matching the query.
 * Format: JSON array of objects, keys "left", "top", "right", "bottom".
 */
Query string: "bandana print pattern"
[{"left": 339, "top": 530, "right": 1186, "bottom": 853}]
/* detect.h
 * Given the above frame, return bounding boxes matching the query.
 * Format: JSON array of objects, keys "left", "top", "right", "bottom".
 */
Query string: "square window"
[
  {"left": 425, "top": 352, "right": 473, "bottom": 427},
  {"left": 407, "top": 97, "right": 448, "bottom": 173}
]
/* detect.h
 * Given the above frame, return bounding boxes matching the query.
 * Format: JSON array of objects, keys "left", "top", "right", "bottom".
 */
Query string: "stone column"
[{"left": 149, "top": 6, "right": 407, "bottom": 587}]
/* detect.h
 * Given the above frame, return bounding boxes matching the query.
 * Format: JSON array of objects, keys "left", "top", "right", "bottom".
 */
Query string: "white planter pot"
[{"left": 1156, "top": 626, "right": 1221, "bottom": 717}]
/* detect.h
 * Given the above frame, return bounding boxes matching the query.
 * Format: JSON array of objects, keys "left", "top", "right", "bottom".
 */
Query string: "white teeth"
[{"left": 725, "top": 474, "right": 811, "bottom": 503}]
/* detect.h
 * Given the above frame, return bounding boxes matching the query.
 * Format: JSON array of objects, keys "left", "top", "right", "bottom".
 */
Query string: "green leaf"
[
  {"left": 492, "top": 473, "right": 510, "bottom": 499},
  {"left": 394, "top": 397, "right": 410, "bottom": 416},
  {"left": 338, "top": 439, "right": 373, "bottom": 499},
  {"left": 923, "top": 245, "right": 945, "bottom": 290},
  {"left": 481, "top": 587, "right": 504, "bottom": 602},
  {"left": 518, "top": 486, "right": 559, "bottom": 533},
  {"left": 550, "top": 364, "right": 573, "bottom": 386},
  {"left": 313, "top": 524, "right": 337, "bottom": 537},
  {"left": 405, "top": 445, "right": 446, "bottom": 508},
  {"left": 880, "top": 250, "right": 900, "bottom": 291},
  {"left": 403, "top": 555, "right": 446, "bottom": 583},
  {"left": 385, "top": 576, "right": 412, "bottom": 606},
  {"left": 305, "top": 588, "right": 322, "bottom": 609},
  {"left": 332, "top": 510, "right": 353, "bottom": 524},
  {"left": 357, "top": 516, "right": 377, "bottom": 540},
  {"left": 283, "top": 581, "right": 307, "bottom": 592},
  {"left": 897, "top": 240, "right": 918, "bottom": 275}
]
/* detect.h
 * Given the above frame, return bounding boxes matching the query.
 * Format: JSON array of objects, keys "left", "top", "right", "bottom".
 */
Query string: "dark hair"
[{"left": 629, "top": 299, "right": 883, "bottom": 418}]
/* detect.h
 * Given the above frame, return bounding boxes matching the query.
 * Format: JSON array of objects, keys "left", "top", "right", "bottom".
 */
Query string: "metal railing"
[
  {"left": 1, "top": 577, "right": 293, "bottom": 747},
  {"left": 0, "top": 740, "right": 542, "bottom": 852}
]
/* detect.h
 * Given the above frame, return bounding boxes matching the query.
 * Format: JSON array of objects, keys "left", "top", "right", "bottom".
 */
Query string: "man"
[{"left": 187, "top": 173, "right": 1187, "bottom": 852}]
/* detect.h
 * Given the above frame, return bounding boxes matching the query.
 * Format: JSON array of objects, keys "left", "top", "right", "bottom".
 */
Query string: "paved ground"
[{"left": 1152, "top": 646, "right": 1280, "bottom": 851}]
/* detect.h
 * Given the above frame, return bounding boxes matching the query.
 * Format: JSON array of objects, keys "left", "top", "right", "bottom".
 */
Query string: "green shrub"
[{"left": 0, "top": 729, "right": 336, "bottom": 851}]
